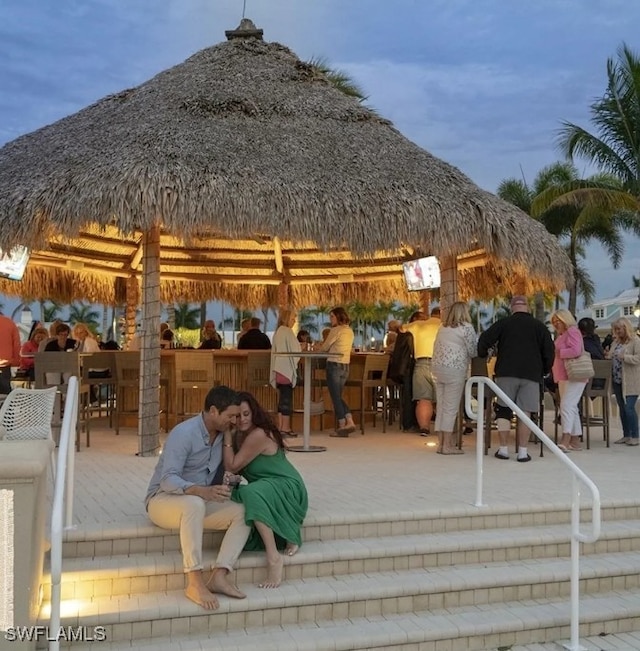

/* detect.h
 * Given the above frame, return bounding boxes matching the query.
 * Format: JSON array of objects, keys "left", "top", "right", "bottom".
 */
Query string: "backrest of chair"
[
  {"left": 34, "top": 352, "right": 81, "bottom": 388},
  {"left": 362, "top": 354, "right": 389, "bottom": 385},
  {"left": 174, "top": 351, "right": 215, "bottom": 388},
  {"left": 81, "top": 351, "right": 115, "bottom": 381},
  {"left": 114, "top": 351, "right": 141, "bottom": 383},
  {"left": 0, "top": 386, "right": 57, "bottom": 441},
  {"left": 587, "top": 359, "right": 612, "bottom": 397},
  {"left": 246, "top": 352, "right": 271, "bottom": 389},
  {"left": 470, "top": 357, "right": 488, "bottom": 377}
]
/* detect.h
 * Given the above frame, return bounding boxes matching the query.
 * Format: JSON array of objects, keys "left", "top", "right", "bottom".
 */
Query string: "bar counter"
[
  {"left": 116, "top": 349, "right": 385, "bottom": 431},
  {"left": 75, "top": 348, "right": 382, "bottom": 432}
]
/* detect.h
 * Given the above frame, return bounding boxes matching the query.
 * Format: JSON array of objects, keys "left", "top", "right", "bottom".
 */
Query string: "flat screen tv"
[
  {"left": 0, "top": 245, "right": 30, "bottom": 281},
  {"left": 402, "top": 255, "right": 441, "bottom": 291}
]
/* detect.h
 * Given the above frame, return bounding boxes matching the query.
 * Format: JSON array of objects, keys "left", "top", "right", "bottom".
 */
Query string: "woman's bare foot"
[
  {"left": 207, "top": 569, "right": 246, "bottom": 599},
  {"left": 284, "top": 543, "right": 299, "bottom": 556},
  {"left": 259, "top": 554, "right": 283, "bottom": 588},
  {"left": 185, "top": 583, "right": 219, "bottom": 610}
]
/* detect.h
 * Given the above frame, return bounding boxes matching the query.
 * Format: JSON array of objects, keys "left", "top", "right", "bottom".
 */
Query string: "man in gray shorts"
[{"left": 477, "top": 296, "right": 555, "bottom": 462}]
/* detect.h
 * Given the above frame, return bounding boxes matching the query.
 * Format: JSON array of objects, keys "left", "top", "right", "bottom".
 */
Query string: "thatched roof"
[{"left": 0, "top": 19, "right": 572, "bottom": 305}]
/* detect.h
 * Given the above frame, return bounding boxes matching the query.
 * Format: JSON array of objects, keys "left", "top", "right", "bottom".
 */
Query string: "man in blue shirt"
[{"left": 145, "top": 385, "right": 249, "bottom": 610}]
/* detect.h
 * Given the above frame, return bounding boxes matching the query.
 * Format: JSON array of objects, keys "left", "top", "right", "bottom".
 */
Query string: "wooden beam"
[
  {"left": 273, "top": 236, "right": 284, "bottom": 273},
  {"left": 130, "top": 241, "right": 144, "bottom": 270}
]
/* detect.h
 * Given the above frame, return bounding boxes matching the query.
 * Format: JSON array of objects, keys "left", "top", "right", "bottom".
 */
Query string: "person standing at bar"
[
  {"left": 270, "top": 308, "right": 301, "bottom": 437},
  {"left": 401, "top": 307, "right": 441, "bottom": 435},
  {"left": 319, "top": 306, "right": 357, "bottom": 437}
]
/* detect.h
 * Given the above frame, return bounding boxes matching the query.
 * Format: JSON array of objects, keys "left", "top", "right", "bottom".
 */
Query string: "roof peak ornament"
[{"left": 225, "top": 18, "right": 264, "bottom": 41}]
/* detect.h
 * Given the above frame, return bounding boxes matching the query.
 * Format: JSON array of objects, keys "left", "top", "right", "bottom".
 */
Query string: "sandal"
[
  {"left": 281, "top": 431, "right": 298, "bottom": 438},
  {"left": 557, "top": 444, "right": 570, "bottom": 453}
]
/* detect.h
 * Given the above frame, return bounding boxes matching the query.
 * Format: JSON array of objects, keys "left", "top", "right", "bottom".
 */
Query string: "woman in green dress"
[{"left": 223, "top": 391, "right": 308, "bottom": 588}]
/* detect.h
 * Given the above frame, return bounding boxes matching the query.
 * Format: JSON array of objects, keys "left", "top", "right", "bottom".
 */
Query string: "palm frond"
[
  {"left": 496, "top": 178, "right": 532, "bottom": 212},
  {"left": 306, "top": 56, "right": 369, "bottom": 102},
  {"left": 532, "top": 162, "right": 579, "bottom": 194}
]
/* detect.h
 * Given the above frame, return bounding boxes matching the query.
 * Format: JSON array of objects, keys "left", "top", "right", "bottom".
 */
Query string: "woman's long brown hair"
[{"left": 237, "top": 391, "right": 285, "bottom": 450}]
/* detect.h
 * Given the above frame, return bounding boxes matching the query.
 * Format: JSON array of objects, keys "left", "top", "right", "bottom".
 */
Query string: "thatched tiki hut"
[{"left": 0, "top": 19, "right": 571, "bottom": 455}]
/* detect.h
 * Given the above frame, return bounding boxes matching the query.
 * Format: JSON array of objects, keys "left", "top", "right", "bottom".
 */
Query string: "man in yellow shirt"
[{"left": 402, "top": 307, "right": 441, "bottom": 434}]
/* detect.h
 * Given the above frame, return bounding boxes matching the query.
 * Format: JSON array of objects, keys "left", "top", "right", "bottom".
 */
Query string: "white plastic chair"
[{"left": 0, "top": 386, "right": 58, "bottom": 479}]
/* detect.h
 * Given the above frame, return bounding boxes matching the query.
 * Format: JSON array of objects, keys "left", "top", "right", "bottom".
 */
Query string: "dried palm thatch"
[
  {"left": 0, "top": 19, "right": 571, "bottom": 303},
  {"left": 0, "top": 18, "right": 572, "bottom": 457}
]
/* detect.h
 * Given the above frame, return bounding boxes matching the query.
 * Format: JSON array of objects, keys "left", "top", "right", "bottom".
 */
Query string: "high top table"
[{"left": 275, "top": 351, "right": 339, "bottom": 452}]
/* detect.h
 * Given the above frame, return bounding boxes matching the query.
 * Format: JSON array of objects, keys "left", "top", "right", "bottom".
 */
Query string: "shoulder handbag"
[{"left": 564, "top": 351, "right": 595, "bottom": 381}]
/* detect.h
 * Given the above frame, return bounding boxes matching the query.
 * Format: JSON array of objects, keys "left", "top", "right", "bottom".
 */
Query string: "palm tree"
[
  {"left": 308, "top": 305, "right": 331, "bottom": 334},
  {"left": 468, "top": 301, "right": 490, "bottom": 333},
  {"left": 68, "top": 301, "right": 100, "bottom": 328},
  {"left": 498, "top": 162, "right": 582, "bottom": 318},
  {"left": 557, "top": 43, "right": 640, "bottom": 195},
  {"left": 296, "top": 308, "right": 319, "bottom": 336},
  {"left": 260, "top": 306, "right": 276, "bottom": 333},
  {"left": 199, "top": 302, "right": 207, "bottom": 329},
  {"left": 550, "top": 43, "right": 640, "bottom": 311},
  {"left": 165, "top": 304, "right": 176, "bottom": 329},
  {"left": 392, "top": 303, "right": 421, "bottom": 323},
  {"left": 491, "top": 298, "right": 511, "bottom": 323},
  {"left": 499, "top": 162, "right": 639, "bottom": 314},
  {"left": 375, "top": 300, "right": 397, "bottom": 332},
  {"left": 173, "top": 303, "right": 200, "bottom": 329},
  {"left": 531, "top": 171, "right": 640, "bottom": 313},
  {"left": 41, "top": 300, "right": 63, "bottom": 322}
]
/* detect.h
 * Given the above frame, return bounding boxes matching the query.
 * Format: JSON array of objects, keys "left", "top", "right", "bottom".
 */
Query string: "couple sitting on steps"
[{"left": 145, "top": 385, "right": 308, "bottom": 610}]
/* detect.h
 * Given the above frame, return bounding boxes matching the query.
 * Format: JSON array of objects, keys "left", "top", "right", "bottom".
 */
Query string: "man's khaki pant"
[{"left": 148, "top": 493, "right": 250, "bottom": 572}]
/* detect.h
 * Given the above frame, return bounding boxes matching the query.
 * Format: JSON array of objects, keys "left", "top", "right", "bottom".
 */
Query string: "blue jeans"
[
  {"left": 613, "top": 381, "right": 639, "bottom": 439},
  {"left": 326, "top": 361, "right": 350, "bottom": 421}
]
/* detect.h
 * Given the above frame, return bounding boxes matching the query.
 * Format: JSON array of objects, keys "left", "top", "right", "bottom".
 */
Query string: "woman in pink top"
[
  {"left": 551, "top": 310, "right": 588, "bottom": 452},
  {"left": 19, "top": 326, "right": 49, "bottom": 379}
]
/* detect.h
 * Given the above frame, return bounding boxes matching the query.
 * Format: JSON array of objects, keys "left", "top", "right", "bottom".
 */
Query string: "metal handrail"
[
  {"left": 49, "top": 376, "right": 78, "bottom": 651},
  {"left": 464, "top": 376, "right": 600, "bottom": 651}
]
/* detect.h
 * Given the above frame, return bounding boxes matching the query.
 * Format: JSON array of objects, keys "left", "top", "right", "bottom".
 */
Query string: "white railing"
[
  {"left": 49, "top": 377, "right": 78, "bottom": 651},
  {"left": 464, "top": 376, "right": 600, "bottom": 651}
]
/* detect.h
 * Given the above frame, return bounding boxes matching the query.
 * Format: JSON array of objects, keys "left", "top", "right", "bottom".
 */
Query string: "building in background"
[{"left": 589, "top": 288, "right": 640, "bottom": 334}]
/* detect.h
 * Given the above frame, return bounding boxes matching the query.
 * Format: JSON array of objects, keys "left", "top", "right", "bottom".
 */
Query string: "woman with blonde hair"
[
  {"left": 550, "top": 309, "right": 587, "bottom": 452},
  {"left": 431, "top": 301, "right": 477, "bottom": 454},
  {"left": 72, "top": 323, "right": 100, "bottom": 353},
  {"left": 608, "top": 318, "right": 640, "bottom": 445},
  {"left": 269, "top": 308, "right": 301, "bottom": 437}
]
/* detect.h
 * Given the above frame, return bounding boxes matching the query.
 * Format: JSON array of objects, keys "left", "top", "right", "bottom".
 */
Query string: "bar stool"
[
  {"left": 345, "top": 354, "right": 389, "bottom": 434},
  {"left": 174, "top": 351, "right": 216, "bottom": 422}
]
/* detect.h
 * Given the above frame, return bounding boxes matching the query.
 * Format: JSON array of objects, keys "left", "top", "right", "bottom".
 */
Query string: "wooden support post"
[{"left": 138, "top": 225, "right": 161, "bottom": 457}]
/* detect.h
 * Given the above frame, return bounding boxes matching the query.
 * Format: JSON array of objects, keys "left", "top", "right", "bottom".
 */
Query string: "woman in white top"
[
  {"left": 72, "top": 323, "right": 100, "bottom": 353},
  {"left": 319, "top": 307, "right": 356, "bottom": 437},
  {"left": 269, "top": 308, "right": 301, "bottom": 437},
  {"left": 431, "top": 302, "right": 478, "bottom": 454},
  {"left": 73, "top": 323, "right": 105, "bottom": 403}
]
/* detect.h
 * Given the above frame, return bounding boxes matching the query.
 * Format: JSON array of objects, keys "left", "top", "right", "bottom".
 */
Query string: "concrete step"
[
  {"left": 38, "top": 552, "right": 640, "bottom": 645},
  {"left": 60, "top": 501, "right": 640, "bottom": 558},
  {"left": 43, "top": 519, "right": 640, "bottom": 601},
  {"left": 40, "top": 588, "right": 640, "bottom": 650}
]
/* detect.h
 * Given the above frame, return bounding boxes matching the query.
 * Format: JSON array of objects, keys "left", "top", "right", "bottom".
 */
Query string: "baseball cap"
[{"left": 509, "top": 295, "right": 528, "bottom": 309}]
